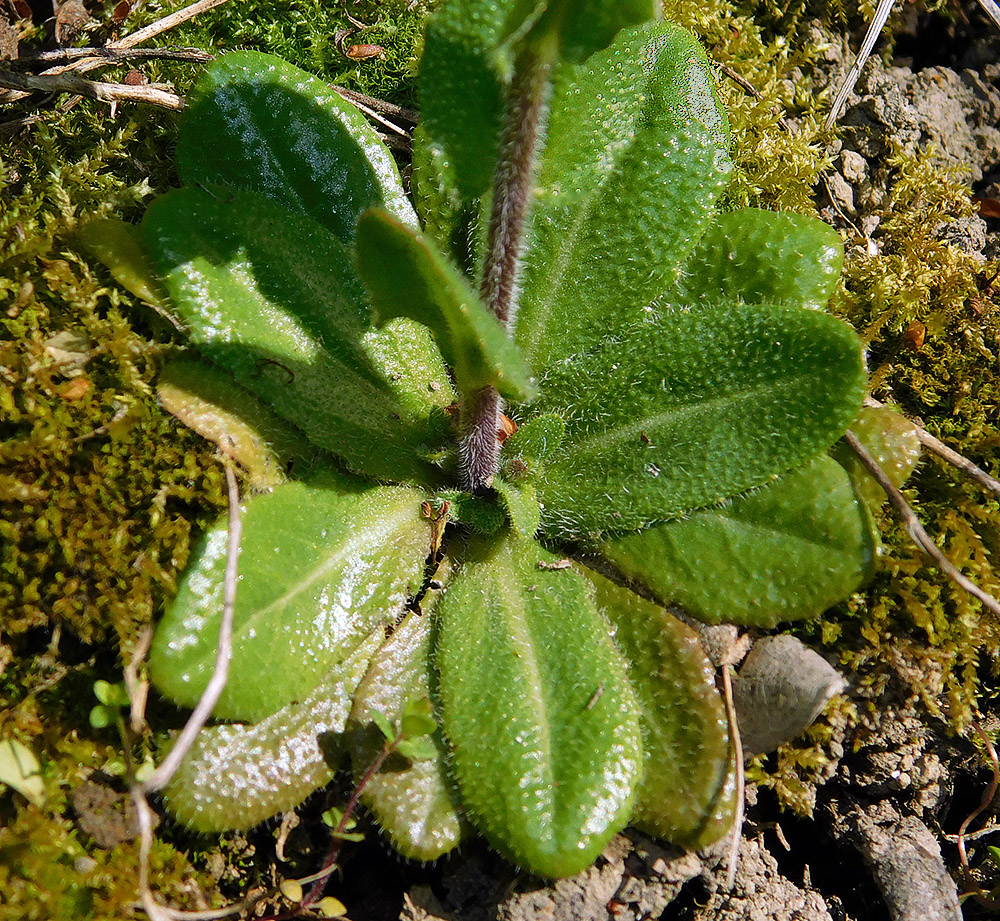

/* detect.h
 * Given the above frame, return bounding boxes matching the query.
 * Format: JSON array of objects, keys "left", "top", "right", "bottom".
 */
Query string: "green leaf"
[
  {"left": 600, "top": 455, "right": 879, "bottom": 627},
  {"left": 535, "top": 301, "right": 866, "bottom": 537},
  {"left": 157, "top": 358, "right": 322, "bottom": 490},
  {"left": 149, "top": 471, "right": 432, "bottom": 722},
  {"left": 395, "top": 737, "right": 440, "bottom": 762},
  {"left": 672, "top": 209, "right": 844, "bottom": 309},
  {"left": 370, "top": 709, "right": 395, "bottom": 742},
  {"left": 356, "top": 209, "right": 536, "bottom": 403},
  {"left": 348, "top": 608, "right": 465, "bottom": 862},
  {"left": 501, "top": 0, "right": 655, "bottom": 63},
  {"left": 163, "top": 639, "right": 379, "bottom": 833},
  {"left": 419, "top": 0, "right": 514, "bottom": 201},
  {"left": 833, "top": 405, "right": 922, "bottom": 510},
  {"left": 494, "top": 477, "right": 541, "bottom": 538},
  {"left": 401, "top": 697, "right": 437, "bottom": 738},
  {"left": 591, "top": 573, "right": 735, "bottom": 849},
  {"left": 410, "top": 124, "right": 472, "bottom": 267},
  {"left": 176, "top": 50, "right": 414, "bottom": 242},
  {"left": 75, "top": 218, "right": 169, "bottom": 309},
  {"left": 434, "top": 490, "right": 507, "bottom": 534},
  {"left": 514, "top": 23, "right": 732, "bottom": 368},
  {"left": 142, "top": 186, "right": 455, "bottom": 484},
  {"left": 436, "top": 533, "right": 642, "bottom": 878}
]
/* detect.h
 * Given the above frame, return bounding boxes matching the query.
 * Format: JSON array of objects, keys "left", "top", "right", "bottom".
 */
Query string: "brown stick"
[{"left": 0, "top": 70, "right": 183, "bottom": 108}]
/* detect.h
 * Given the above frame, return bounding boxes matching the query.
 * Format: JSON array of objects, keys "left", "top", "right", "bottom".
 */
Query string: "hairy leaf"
[
  {"left": 176, "top": 50, "right": 414, "bottom": 242},
  {"left": 348, "top": 605, "right": 465, "bottom": 861},
  {"left": 535, "top": 301, "right": 866, "bottom": 537},
  {"left": 142, "top": 187, "right": 455, "bottom": 484},
  {"left": 436, "top": 533, "right": 642, "bottom": 878},
  {"left": 356, "top": 209, "right": 536, "bottom": 402},
  {"left": 514, "top": 23, "right": 731, "bottom": 368},
  {"left": 671, "top": 209, "right": 844, "bottom": 309},
  {"left": 494, "top": 477, "right": 541, "bottom": 537},
  {"left": 75, "top": 217, "right": 168, "bottom": 309},
  {"left": 149, "top": 472, "right": 431, "bottom": 722},
  {"left": 163, "top": 639, "right": 380, "bottom": 833},
  {"left": 600, "top": 455, "right": 879, "bottom": 626},
  {"left": 592, "top": 573, "right": 734, "bottom": 848}
]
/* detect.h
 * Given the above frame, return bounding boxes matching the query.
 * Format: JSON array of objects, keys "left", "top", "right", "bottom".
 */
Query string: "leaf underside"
[
  {"left": 435, "top": 532, "right": 642, "bottom": 878},
  {"left": 149, "top": 473, "right": 431, "bottom": 722},
  {"left": 348, "top": 605, "right": 466, "bottom": 861},
  {"left": 601, "top": 454, "right": 878, "bottom": 627},
  {"left": 163, "top": 639, "right": 380, "bottom": 833}
]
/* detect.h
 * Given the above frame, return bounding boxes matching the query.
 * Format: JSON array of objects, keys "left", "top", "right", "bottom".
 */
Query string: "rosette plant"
[{"left": 114, "top": 0, "right": 896, "bottom": 879}]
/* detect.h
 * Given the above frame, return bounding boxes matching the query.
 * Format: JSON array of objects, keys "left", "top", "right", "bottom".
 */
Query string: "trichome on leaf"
[{"left": 83, "top": 0, "right": 916, "bottom": 881}]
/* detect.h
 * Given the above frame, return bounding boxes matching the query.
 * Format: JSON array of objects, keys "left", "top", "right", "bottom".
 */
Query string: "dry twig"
[
  {"left": 844, "top": 430, "right": 1000, "bottom": 618},
  {"left": 0, "top": 70, "right": 182, "bottom": 108},
  {"left": 954, "top": 723, "right": 1000, "bottom": 910}
]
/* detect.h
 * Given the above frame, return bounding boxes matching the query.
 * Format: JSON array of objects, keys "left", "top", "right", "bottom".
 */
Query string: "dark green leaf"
[
  {"left": 163, "top": 641, "right": 378, "bottom": 833},
  {"left": 356, "top": 209, "right": 536, "bottom": 403},
  {"left": 500, "top": 412, "right": 565, "bottom": 479},
  {"left": 535, "top": 301, "right": 866, "bottom": 537},
  {"left": 149, "top": 472, "right": 432, "bottom": 722},
  {"left": 434, "top": 490, "right": 507, "bottom": 534},
  {"left": 436, "top": 533, "right": 642, "bottom": 878},
  {"left": 176, "top": 50, "right": 414, "bottom": 242},
  {"left": 514, "top": 23, "right": 732, "bottom": 368},
  {"left": 672, "top": 209, "right": 844, "bottom": 309},
  {"left": 600, "top": 455, "right": 879, "bottom": 627},
  {"left": 142, "top": 187, "right": 455, "bottom": 484},
  {"left": 592, "top": 572, "right": 735, "bottom": 849},
  {"left": 348, "top": 608, "right": 465, "bottom": 862},
  {"left": 157, "top": 358, "right": 321, "bottom": 490}
]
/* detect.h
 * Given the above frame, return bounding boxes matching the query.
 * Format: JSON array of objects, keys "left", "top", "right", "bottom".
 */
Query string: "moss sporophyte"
[{"left": 83, "top": 0, "right": 929, "bottom": 880}]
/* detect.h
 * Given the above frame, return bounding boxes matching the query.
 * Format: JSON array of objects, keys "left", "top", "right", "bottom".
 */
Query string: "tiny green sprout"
[
  {"left": 89, "top": 679, "right": 129, "bottom": 730},
  {"left": 321, "top": 808, "right": 364, "bottom": 842},
  {"left": 87, "top": 0, "right": 927, "bottom": 881}
]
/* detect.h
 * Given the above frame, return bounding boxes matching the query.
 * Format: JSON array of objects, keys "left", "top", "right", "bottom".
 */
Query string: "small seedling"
[{"left": 84, "top": 0, "right": 973, "bottom": 885}]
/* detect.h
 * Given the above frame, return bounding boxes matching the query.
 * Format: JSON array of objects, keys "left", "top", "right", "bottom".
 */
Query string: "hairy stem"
[{"left": 459, "top": 46, "right": 553, "bottom": 491}]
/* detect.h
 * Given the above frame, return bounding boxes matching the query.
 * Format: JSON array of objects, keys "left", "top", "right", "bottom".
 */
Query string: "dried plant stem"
[
  {"left": 460, "top": 47, "right": 552, "bottom": 490},
  {"left": 16, "top": 46, "right": 213, "bottom": 65},
  {"left": 141, "top": 463, "right": 242, "bottom": 794},
  {"left": 864, "top": 396, "right": 1000, "bottom": 501},
  {"left": 720, "top": 664, "right": 745, "bottom": 891},
  {"left": 955, "top": 723, "right": 1000, "bottom": 910},
  {"left": 844, "top": 430, "right": 1000, "bottom": 617},
  {"left": 0, "top": 70, "right": 182, "bottom": 108}
]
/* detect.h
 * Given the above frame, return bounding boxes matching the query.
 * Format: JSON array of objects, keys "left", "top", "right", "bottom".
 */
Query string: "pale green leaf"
[
  {"left": 149, "top": 472, "right": 432, "bottom": 722},
  {"left": 600, "top": 455, "right": 879, "bottom": 627},
  {"left": 163, "top": 639, "right": 379, "bottom": 833},
  {"left": 591, "top": 573, "right": 735, "bottom": 848},
  {"left": 494, "top": 477, "right": 541, "bottom": 538},
  {"left": 436, "top": 533, "right": 642, "bottom": 878},
  {"left": 672, "top": 209, "right": 844, "bottom": 309},
  {"left": 348, "top": 607, "right": 465, "bottom": 862},
  {"left": 356, "top": 209, "right": 536, "bottom": 402},
  {"left": 157, "top": 358, "right": 322, "bottom": 490},
  {"left": 0, "top": 740, "right": 45, "bottom": 808},
  {"left": 535, "top": 301, "right": 866, "bottom": 537},
  {"left": 514, "top": 23, "right": 732, "bottom": 368},
  {"left": 176, "top": 50, "right": 414, "bottom": 241},
  {"left": 75, "top": 218, "right": 169, "bottom": 309},
  {"left": 141, "top": 187, "right": 455, "bottom": 484}
]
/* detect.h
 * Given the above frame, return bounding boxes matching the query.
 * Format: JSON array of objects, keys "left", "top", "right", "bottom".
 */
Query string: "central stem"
[{"left": 460, "top": 46, "right": 553, "bottom": 491}]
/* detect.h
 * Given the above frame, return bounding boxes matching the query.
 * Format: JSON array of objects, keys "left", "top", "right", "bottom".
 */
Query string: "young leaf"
[
  {"left": 142, "top": 187, "right": 455, "bottom": 484},
  {"left": 163, "top": 639, "right": 380, "bottom": 833},
  {"left": 671, "top": 209, "right": 845, "bottom": 310},
  {"left": 501, "top": 0, "right": 656, "bottom": 64},
  {"left": 75, "top": 218, "right": 169, "bottom": 309},
  {"left": 500, "top": 412, "right": 565, "bottom": 479},
  {"left": 494, "top": 477, "right": 541, "bottom": 538},
  {"left": 149, "top": 471, "right": 432, "bottom": 722},
  {"left": 355, "top": 209, "right": 536, "bottom": 403},
  {"left": 535, "top": 301, "right": 866, "bottom": 537},
  {"left": 435, "top": 533, "right": 642, "bottom": 878},
  {"left": 157, "top": 358, "right": 322, "bottom": 490},
  {"left": 419, "top": 0, "right": 513, "bottom": 201},
  {"left": 348, "top": 607, "right": 465, "bottom": 862},
  {"left": 513, "top": 23, "right": 732, "bottom": 368},
  {"left": 591, "top": 573, "right": 735, "bottom": 849},
  {"left": 176, "top": 50, "right": 415, "bottom": 242},
  {"left": 600, "top": 455, "right": 879, "bottom": 627}
]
